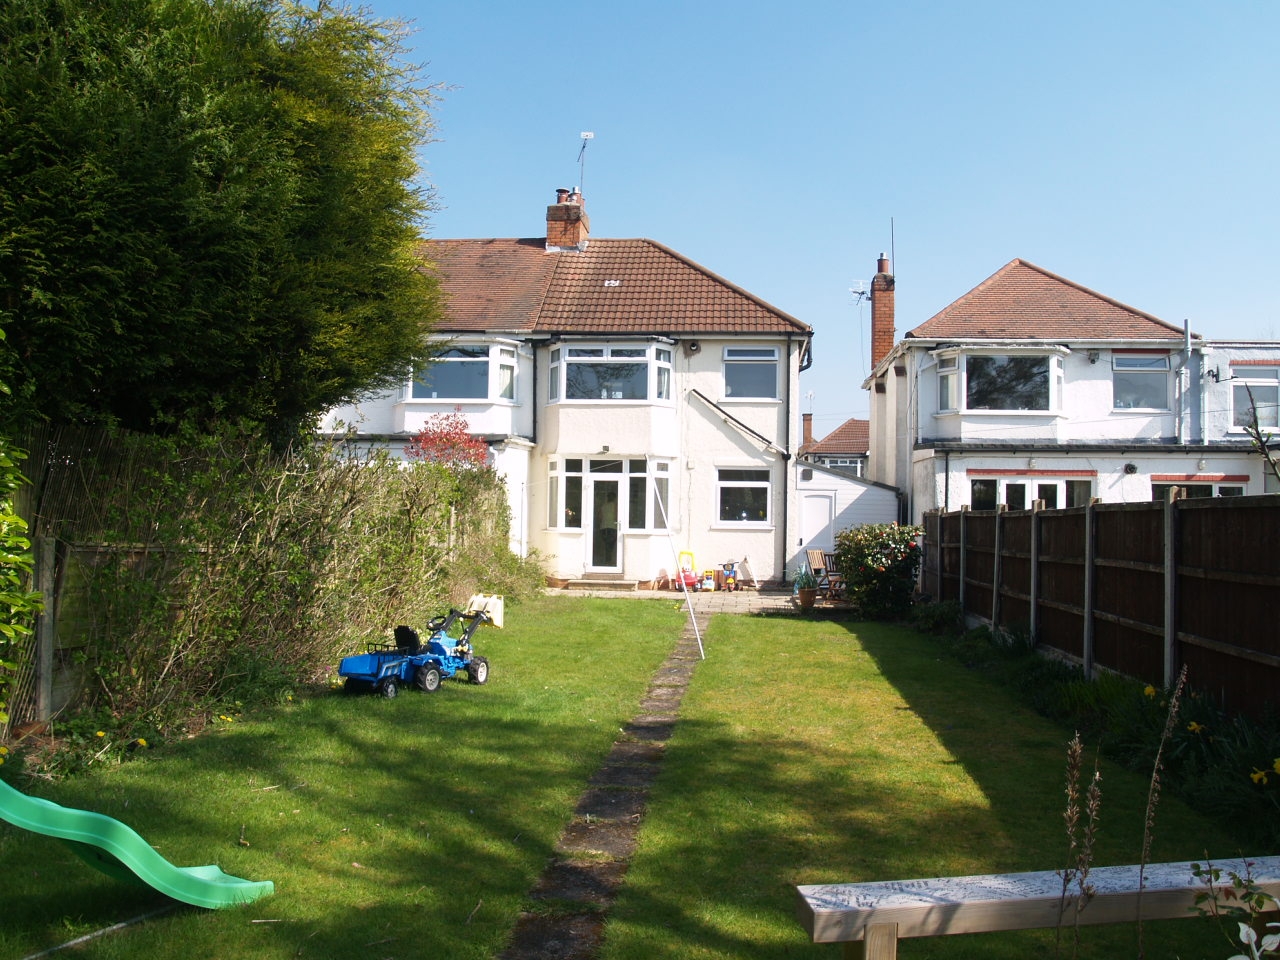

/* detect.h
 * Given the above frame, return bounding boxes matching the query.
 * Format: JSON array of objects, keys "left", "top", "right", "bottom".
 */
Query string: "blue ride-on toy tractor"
[{"left": 338, "top": 595, "right": 503, "bottom": 699}]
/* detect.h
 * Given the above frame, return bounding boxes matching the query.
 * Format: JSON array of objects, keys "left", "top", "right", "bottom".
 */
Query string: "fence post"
[
  {"left": 1082, "top": 500, "right": 1096, "bottom": 680},
  {"left": 1029, "top": 500, "right": 1041, "bottom": 647},
  {"left": 1163, "top": 489, "right": 1181, "bottom": 689},
  {"left": 958, "top": 506, "right": 969, "bottom": 617},
  {"left": 991, "top": 505, "right": 1006, "bottom": 629},
  {"left": 33, "top": 535, "right": 55, "bottom": 722}
]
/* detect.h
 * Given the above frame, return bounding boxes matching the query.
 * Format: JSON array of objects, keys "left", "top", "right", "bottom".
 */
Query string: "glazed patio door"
[{"left": 587, "top": 459, "right": 622, "bottom": 572}]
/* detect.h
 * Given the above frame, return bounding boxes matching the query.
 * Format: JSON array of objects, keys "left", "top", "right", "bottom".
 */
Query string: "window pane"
[
  {"left": 564, "top": 476, "right": 582, "bottom": 527},
  {"left": 566, "top": 361, "right": 647, "bottom": 399},
  {"left": 1218, "top": 486, "right": 1245, "bottom": 497},
  {"left": 413, "top": 359, "right": 488, "bottom": 398},
  {"left": 657, "top": 365, "right": 671, "bottom": 400},
  {"left": 498, "top": 363, "right": 515, "bottom": 400},
  {"left": 1066, "top": 480, "right": 1093, "bottom": 507},
  {"left": 1037, "top": 483, "right": 1058, "bottom": 509},
  {"left": 548, "top": 472, "right": 560, "bottom": 527},
  {"left": 719, "top": 485, "right": 768, "bottom": 522},
  {"left": 966, "top": 356, "right": 1048, "bottom": 410},
  {"left": 1005, "top": 483, "right": 1026, "bottom": 510},
  {"left": 590, "top": 459, "right": 624, "bottom": 473},
  {"left": 939, "top": 372, "right": 956, "bottom": 410},
  {"left": 1114, "top": 355, "right": 1168, "bottom": 370},
  {"left": 971, "top": 479, "right": 997, "bottom": 510},
  {"left": 628, "top": 477, "right": 646, "bottom": 528},
  {"left": 1235, "top": 384, "right": 1279, "bottom": 428},
  {"left": 652, "top": 477, "right": 668, "bottom": 529},
  {"left": 718, "top": 469, "right": 770, "bottom": 482},
  {"left": 1114, "top": 371, "right": 1167, "bottom": 409},
  {"left": 724, "top": 361, "right": 777, "bottom": 398}
]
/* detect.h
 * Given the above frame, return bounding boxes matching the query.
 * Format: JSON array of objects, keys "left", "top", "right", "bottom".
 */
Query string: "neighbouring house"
[
  {"left": 323, "top": 190, "right": 900, "bottom": 585},
  {"left": 862, "top": 255, "right": 1280, "bottom": 524},
  {"left": 799, "top": 415, "right": 870, "bottom": 477}
]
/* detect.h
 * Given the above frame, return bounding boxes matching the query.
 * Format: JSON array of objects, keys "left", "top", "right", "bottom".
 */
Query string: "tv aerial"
[{"left": 577, "top": 132, "right": 594, "bottom": 195}]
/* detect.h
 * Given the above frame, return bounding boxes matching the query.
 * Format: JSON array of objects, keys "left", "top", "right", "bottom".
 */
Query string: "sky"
[{"left": 373, "top": 0, "right": 1279, "bottom": 437}]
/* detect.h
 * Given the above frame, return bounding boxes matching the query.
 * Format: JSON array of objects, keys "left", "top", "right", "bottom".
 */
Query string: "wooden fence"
[{"left": 921, "top": 495, "right": 1280, "bottom": 716}]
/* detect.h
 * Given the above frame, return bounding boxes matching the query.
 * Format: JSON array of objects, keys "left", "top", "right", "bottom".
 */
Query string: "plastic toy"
[
  {"left": 339, "top": 595, "right": 502, "bottom": 698},
  {"left": 0, "top": 778, "right": 273, "bottom": 908}
]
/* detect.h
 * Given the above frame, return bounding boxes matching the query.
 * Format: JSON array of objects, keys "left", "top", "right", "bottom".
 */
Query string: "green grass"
[
  {"left": 0, "top": 596, "right": 685, "bottom": 960},
  {"left": 0, "top": 601, "right": 1251, "bottom": 959},
  {"left": 600, "top": 615, "right": 1247, "bottom": 960}
]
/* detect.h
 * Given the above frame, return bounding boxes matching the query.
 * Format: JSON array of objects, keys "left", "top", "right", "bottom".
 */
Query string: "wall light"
[
  {"left": 1197, "top": 458, "right": 1206, "bottom": 471},
  {"left": 1028, "top": 458, "right": 1038, "bottom": 470}
]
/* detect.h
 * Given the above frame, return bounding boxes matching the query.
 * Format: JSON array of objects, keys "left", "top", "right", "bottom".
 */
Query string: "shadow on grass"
[{"left": 598, "top": 615, "right": 1244, "bottom": 960}]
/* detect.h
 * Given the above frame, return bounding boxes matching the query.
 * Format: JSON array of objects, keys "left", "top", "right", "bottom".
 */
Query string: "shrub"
[{"left": 833, "top": 522, "right": 924, "bottom": 620}]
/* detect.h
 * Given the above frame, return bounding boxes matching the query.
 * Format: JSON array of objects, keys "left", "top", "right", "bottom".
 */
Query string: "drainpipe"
[
  {"left": 781, "top": 335, "right": 792, "bottom": 578},
  {"left": 943, "top": 450, "right": 951, "bottom": 513}
]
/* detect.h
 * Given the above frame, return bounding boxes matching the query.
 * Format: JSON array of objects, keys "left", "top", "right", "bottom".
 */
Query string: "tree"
[
  {"left": 0, "top": 0, "right": 443, "bottom": 442},
  {"left": 1241, "top": 385, "right": 1280, "bottom": 485},
  {"left": 403, "top": 409, "right": 490, "bottom": 472}
]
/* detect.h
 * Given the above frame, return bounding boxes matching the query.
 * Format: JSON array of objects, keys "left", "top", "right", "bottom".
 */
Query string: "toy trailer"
[{"left": 338, "top": 595, "right": 502, "bottom": 699}]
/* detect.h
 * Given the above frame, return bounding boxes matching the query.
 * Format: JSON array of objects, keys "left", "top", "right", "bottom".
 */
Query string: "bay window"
[{"left": 547, "top": 343, "right": 674, "bottom": 403}]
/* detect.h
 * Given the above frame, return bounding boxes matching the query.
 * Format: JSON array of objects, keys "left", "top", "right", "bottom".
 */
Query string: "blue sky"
[{"left": 376, "top": 0, "right": 1279, "bottom": 435}]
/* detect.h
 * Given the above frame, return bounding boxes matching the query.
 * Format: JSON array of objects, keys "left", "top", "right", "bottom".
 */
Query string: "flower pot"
[{"left": 797, "top": 588, "right": 818, "bottom": 610}]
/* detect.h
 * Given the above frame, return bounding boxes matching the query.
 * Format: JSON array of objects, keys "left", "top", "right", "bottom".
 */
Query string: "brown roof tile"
[
  {"left": 807, "top": 417, "right": 869, "bottom": 455},
  {"left": 423, "top": 237, "right": 809, "bottom": 337},
  {"left": 908, "top": 259, "right": 1193, "bottom": 341}
]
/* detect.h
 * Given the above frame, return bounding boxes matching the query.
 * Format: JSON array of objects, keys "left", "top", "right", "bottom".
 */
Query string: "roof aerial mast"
[{"left": 577, "top": 131, "right": 593, "bottom": 196}]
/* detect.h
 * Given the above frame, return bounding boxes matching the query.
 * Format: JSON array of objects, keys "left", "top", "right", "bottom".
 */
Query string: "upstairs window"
[
  {"left": 723, "top": 347, "right": 778, "bottom": 399},
  {"left": 412, "top": 343, "right": 519, "bottom": 401},
  {"left": 548, "top": 343, "right": 673, "bottom": 402},
  {"left": 938, "top": 355, "right": 958, "bottom": 411},
  {"left": 1232, "top": 365, "right": 1280, "bottom": 430},
  {"left": 966, "top": 355, "right": 1051, "bottom": 411},
  {"left": 1113, "top": 353, "right": 1170, "bottom": 410}
]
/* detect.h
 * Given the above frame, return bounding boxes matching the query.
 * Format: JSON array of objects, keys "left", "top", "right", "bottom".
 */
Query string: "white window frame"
[
  {"left": 1112, "top": 353, "right": 1171, "bottom": 411},
  {"left": 722, "top": 346, "right": 779, "bottom": 401},
  {"left": 547, "top": 343, "right": 675, "bottom": 404},
  {"left": 715, "top": 467, "right": 772, "bottom": 525},
  {"left": 411, "top": 342, "right": 518, "bottom": 402},
  {"left": 933, "top": 347, "right": 1065, "bottom": 415},
  {"left": 1231, "top": 365, "right": 1280, "bottom": 432}
]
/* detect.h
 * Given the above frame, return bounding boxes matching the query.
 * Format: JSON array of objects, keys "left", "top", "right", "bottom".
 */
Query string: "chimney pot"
[{"left": 555, "top": 188, "right": 570, "bottom": 203}]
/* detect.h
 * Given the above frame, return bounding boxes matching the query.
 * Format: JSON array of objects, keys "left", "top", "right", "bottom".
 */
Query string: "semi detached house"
[
  {"left": 321, "top": 189, "right": 873, "bottom": 586},
  {"left": 863, "top": 255, "right": 1280, "bottom": 523}
]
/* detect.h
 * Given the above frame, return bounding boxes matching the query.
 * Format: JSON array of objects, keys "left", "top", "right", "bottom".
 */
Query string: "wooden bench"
[{"left": 796, "top": 857, "right": 1280, "bottom": 958}]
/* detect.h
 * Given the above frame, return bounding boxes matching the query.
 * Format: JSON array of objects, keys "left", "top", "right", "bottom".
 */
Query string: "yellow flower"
[
  {"left": 1273, "top": 758, "right": 1280, "bottom": 775},
  {"left": 137, "top": 738, "right": 147, "bottom": 748},
  {"left": 0, "top": 756, "right": 5, "bottom": 766},
  {"left": 0, "top": 746, "right": 9, "bottom": 756},
  {"left": 1251, "top": 768, "right": 1269, "bottom": 785},
  {"left": 1187, "top": 721, "right": 1204, "bottom": 734},
  {"left": 96, "top": 730, "right": 106, "bottom": 738},
  {"left": 1143, "top": 685, "right": 1156, "bottom": 698}
]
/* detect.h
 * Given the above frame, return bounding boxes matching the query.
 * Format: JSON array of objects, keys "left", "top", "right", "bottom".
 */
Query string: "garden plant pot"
[{"left": 797, "top": 588, "right": 817, "bottom": 610}]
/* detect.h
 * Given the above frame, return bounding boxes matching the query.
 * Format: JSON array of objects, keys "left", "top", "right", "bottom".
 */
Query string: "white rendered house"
[
  {"left": 861, "top": 256, "right": 1279, "bottom": 523},
  {"left": 324, "top": 190, "right": 901, "bottom": 584}
]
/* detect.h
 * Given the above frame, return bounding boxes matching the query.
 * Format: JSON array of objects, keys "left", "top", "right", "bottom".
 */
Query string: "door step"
[{"left": 564, "top": 579, "right": 639, "bottom": 592}]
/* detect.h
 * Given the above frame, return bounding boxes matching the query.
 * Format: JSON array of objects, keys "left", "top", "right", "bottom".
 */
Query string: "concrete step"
[{"left": 564, "top": 579, "right": 639, "bottom": 592}]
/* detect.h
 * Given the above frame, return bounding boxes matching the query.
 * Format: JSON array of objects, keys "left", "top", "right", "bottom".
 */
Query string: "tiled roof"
[
  {"left": 908, "top": 259, "right": 1193, "bottom": 341},
  {"left": 807, "top": 418, "right": 869, "bottom": 455},
  {"left": 424, "top": 237, "right": 809, "bottom": 337}
]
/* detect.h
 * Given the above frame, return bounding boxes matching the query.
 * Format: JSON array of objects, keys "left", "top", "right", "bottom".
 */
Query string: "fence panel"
[
  {"left": 1091, "top": 503, "right": 1165, "bottom": 681},
  {"left": 923, "top": 495, "right": 1280, "bottom": 718}
]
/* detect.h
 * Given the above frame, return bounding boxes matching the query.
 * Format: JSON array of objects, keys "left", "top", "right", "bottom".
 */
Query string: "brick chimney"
[
  {"left": 546, "top": 187, "right": 590, "bottom": 251},
  {"left": 802, "top": 412, "right": 814, "bottom": 446},
  {"left": 870, "top": 253, "right": 895, "bottom": 368}
]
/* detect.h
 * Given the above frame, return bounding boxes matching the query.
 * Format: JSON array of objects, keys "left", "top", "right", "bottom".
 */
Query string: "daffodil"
[
  {"left": 1143, "top": 685, "right": 1156, "bottom": 698},
  {"left": 1187, "top": 721, "right": 1204, "bottom": 734},
  {"left": 1251, "top": 768, "right": 1269, "bottom": 785}
]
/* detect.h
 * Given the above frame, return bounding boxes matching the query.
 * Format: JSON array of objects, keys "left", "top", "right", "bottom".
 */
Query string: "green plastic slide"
[{"left": 0, "top": 777, "right": 274, "bottom": 909}]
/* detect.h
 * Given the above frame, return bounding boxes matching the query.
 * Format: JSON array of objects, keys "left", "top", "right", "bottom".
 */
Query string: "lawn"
[{"left": 0, "top": 598, "right": 1250, "bottom": 960}]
